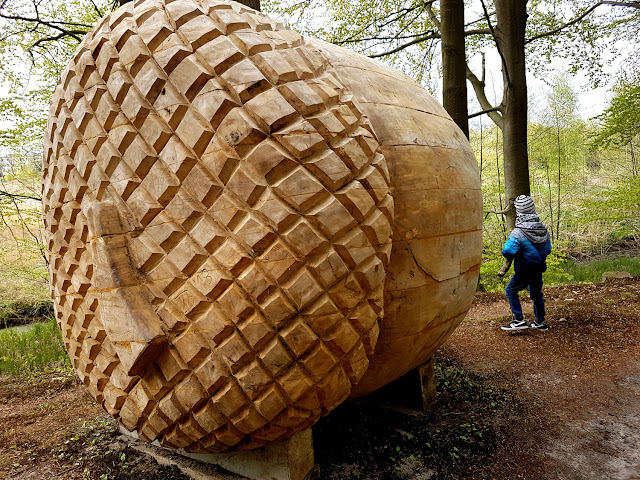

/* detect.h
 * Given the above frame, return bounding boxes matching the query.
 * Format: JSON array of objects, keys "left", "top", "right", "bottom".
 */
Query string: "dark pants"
[{"left": 505, "top": 270, "right": 545, "bottom": 322}]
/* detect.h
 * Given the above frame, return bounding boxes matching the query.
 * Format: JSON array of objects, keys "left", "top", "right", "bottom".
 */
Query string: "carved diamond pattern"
[{"left": 43, "top": 0, "right": 393, "bottom": 454}]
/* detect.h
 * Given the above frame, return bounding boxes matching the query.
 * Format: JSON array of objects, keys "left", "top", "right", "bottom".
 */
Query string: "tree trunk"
[
  {"left": 556, "top": 124, "right": 562, "bottom": 240},
  {"left": 119, "top": 0, "right": 260, "bottom": 8},
  {"left": 494, "top": 0, "right": 530, "bottom": 228},
  {"left": 441, "top": 0, "right": 468, "bottom": 138},
  {"left": 236, "top": 0, "right": 261, "bottom": 10},
  {"left": 545, "top": 161, "right": 555, "bottom": 240}
]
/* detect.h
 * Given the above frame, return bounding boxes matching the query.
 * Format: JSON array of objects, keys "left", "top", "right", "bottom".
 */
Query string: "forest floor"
[{"left": 0, "top": 277, "right": 639, "bottom": 480}]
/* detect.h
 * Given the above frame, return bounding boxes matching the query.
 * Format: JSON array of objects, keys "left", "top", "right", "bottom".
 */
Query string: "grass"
[
  {"left": 0, "top": 319, "right": 70, "bottom": 375},
  {"left": 0, "top": 298, "right": 53, "bottom": 328},
  {"left": 0, "top": 264, "right": 52, "bottom": 328},
  {"left": 562, "top": 256, "right": 640, "bottom": 283}
]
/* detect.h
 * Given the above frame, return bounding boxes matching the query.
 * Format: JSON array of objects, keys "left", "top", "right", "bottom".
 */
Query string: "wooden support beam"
[
  {"left": 418, "top": 357, "right": 437, "bottom": 411},
  {"left": 121, "top": 425, "right": 315, "bottom": 480},
  {"left": 183, "top": 429, "right": 314, "bottom": 480}
]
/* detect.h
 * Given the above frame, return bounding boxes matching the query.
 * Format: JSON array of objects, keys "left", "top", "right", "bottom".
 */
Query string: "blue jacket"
[{"left": 502, "top": 215, "right": 552, "bottom": 273}]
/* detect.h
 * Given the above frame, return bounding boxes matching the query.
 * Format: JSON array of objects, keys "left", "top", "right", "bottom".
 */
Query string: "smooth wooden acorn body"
[
  {"left": 42, "top": 0, "right": 480, "bottom": 453},
  {"left": 307, "top": 40, "right": 482, "bottom": 395}
]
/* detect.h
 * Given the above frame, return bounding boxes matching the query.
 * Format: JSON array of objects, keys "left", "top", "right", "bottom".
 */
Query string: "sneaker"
[
  {"left": 501, "top": 319, "right": 530, "bottom": 331},
  {"left": 530, "top": 320, "right": 549, "bottom": 331}
]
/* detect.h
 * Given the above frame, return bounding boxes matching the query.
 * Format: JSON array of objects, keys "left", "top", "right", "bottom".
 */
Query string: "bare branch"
[
  {"left": 0, "top": 190, "right": 42, "bottom": 202},
  {"left": 469, "top": 106, "right": 502, "bottom": 119},
  {"left": 338, "top": 3, "right": 427, "bottom": 45},
  {"left": 464, "top": 28, "right": 493, "bottom": 36},
  {"left": 607, "top": 0, "right": 640, "bottom": 7},
  {"left": 419, "top": 1, "right": 492, "bottom": 38},
  {"left": 377, "top": 5, "right": 423, "bottom": 31},
  {"left": 383, "top": 3, "right": 432, "bottom": 44},
  {"left": 466, "top": 64, "right": 504, "bottom": 129},
  {"left": 0, "top": 184, "right": 47, "bottom": 265},
  {"left": 0, "top": 205, "right": 20, "bottom": 253},
  {"left": 424, "top": 1, "right": 441, "bottom": 29},
  {"left": 350, "top": 1, "right": 441, "bottom": 58},
  {"left": 369, "top": 32, "right": 441, "bottom": 58},
  {"left": 336, "top": 33, "right": 438, "bottom": 44},
  {"left": 0, "top": 10, "right": 90, "bottom": 45},
  {"left": 89, "top": 0, "right": 104, "bottom": 18},
  {"left": 465, "top": 10, "right": 497, "bottom": 29},
  {"left": 337, "top": 28, "right": 489, "bottom": 46},
  {"left": 365, "top": 2, "right": 502, "bottom": 129},
  {"left": 32, "top": 30, "right": 85, "bottom": 46},
  {"left": 0, "top": 12, "right": 93, "bottom": 29},
  {"left": 484, "top": 205, "right": 512, "bottom": 219}
]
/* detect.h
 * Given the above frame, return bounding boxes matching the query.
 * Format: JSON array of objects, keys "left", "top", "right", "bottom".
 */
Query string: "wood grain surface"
[
  {"left": 43, "top": 0, "right": 480, "bottom": 453},
  {"left": 306, "top": 40, "right": 482, "bottom": 396}
]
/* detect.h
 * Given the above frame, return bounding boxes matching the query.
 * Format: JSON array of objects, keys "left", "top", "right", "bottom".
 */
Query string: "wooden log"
[{"left": 43, "top": 0, "right": 480, "bottom": 454}]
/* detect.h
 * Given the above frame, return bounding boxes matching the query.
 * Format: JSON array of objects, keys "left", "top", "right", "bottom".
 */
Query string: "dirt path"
[
  {"left": 448, "top": 278, "right": 640, "bottom": 479},
  {"left": 0, "top": 278, "right": 638, "bottom": 479}
]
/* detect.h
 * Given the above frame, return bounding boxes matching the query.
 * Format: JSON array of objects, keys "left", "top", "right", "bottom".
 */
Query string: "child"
[{"left": 498, "top": 195, "right": 552, "bottom": 331}]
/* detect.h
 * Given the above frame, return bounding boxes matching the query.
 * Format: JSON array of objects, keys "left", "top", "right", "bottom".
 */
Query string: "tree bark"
[
  {"left": 441, "top": 0, "right": 468, "bottom": 138},
  {"left": 494, "top": 0, "right": 530, "bottom": 228},
  {"left": 238, "top": 0, "right": 261, "bottom": 10},
  {"left": 119, "top": 0, "right": 260, "bottom": 8}
]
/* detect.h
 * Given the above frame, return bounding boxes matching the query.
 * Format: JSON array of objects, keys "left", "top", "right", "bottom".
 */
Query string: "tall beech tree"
[
  {"left": 441, "top": 0, "right": 468, "bottom": 138},
  {"left": 493, "top": 0, "right": 530, "bottom": 225}
]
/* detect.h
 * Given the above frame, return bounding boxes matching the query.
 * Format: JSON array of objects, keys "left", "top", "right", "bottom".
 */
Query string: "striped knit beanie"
[{"left": 514, "top": 195, "right": 536, "bottom": 215}]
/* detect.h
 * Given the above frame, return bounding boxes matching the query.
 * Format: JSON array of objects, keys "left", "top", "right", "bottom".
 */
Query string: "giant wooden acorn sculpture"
[{"left": 43, "top": 0, "right": 482, "bottom": 453}]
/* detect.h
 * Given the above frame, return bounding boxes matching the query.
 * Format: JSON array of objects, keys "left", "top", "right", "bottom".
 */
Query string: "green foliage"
[
  {"left": 435, "top": 358, "right": 510, "bottom": 408},
  {"left": 478, "top": 248, "right": 640, "bottom": 292},
  {"left": 541, "top": 247, "right": 575, "bottom": 286},
  {"left": 0, "top": 155, "right": 50, "bottom": 323},
  {"left": 0, "top": 0, "right": 116, "bottom": 155},
  {"left": 525, "top": 1, "right": 640, "bottom": 86},
  {"left": 478, "top": 250, "right": 505, "bottom": 292},
  {"left": 0, "top": 156, "right": 49, "bottom": 286},
  {"left": 263, "top": 0, "right": 640, "bottom": 107},
  {"left": 0, "top": 319, "right": 69, "bottom": 375},
  {"left": 592, "top": 73, "right": 640, "bottom": 149},
  {"left": 580, "top": 176, "right": 640, "bottom": 222},
  {"left": 474, "top": 67, "right": 639, "bottom": 266},
  {"left": 0, "top": 297, "right": 53, "bottom": 328},
  {"left": 544, "top": 72, "right": 579, "bottom": 128},
  {"left": 526, "top": 73, "right": 583, "bottom": 241}
]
